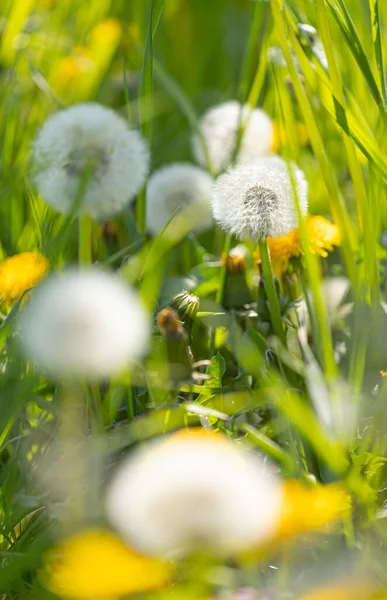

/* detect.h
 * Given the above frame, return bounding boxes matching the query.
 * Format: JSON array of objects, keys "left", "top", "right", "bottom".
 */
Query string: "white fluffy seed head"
[
  {"left": 106, "top": 432, "right": 282, "bottom": 558},
  {"left": 32, "top": 103, "right": 149, "bottom": 220},
  {"left": 192, "top": 101, "right": 273, "bottom": 174},
  {"left": 146, "top": 162, "right": 214, "bottom": 236},
  {"left": 211, "top": 155, "right": 308, "bottom": 241},
  {"left": 19, "top": 269, "right": 150, "bottom": 379}
]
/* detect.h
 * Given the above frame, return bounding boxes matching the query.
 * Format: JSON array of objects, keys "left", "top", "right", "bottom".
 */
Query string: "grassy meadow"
[{"left": 1, "top": 0, "right": 387, "bottom": 598}]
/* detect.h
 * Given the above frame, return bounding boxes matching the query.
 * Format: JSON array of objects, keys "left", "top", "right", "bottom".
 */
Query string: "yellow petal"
[{"left": 41, "top": 529, "right": 171, "bottom": 599}]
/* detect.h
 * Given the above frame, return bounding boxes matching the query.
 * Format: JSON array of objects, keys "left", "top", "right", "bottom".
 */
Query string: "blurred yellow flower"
[
  {"left": 306, "top": 215, "right": 341, "bottom": 257},
  {"left": 271, "top": 120, "right": 309, "bottom": 153},
  {"left": 50, "top": 48, "right": 94, "bottom": 90},
  {"left": 0, "top": 252, "right": 49, "bottom": 306},
  {"left": 299, "top": 582, "right": 384, "bottom": 600},
  {"left": 254, "top": 230, "right": 301, "bottom": 276},
  {"left": 42, "top": 529, "right": 171, "bottom": 599},
  {"left": 50, "top": 19, "right": 122, "bottom": 99},
  {"left": 254, "top": 216, "right": 340, "bottom": 276},
  {"left": 89, "top": 18, "right": 122, "bottom": 47},
  {"left": 278, "top": 481, "right": 350, "bottom": 539}
]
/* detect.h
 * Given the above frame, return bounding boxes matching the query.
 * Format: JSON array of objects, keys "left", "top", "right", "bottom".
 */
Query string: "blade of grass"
[
  {"left": 271, "top": 0, "right": 358, "bottom": 287},
  {"left": 137, "top": 0, "right": 164, "bottom": 234}
]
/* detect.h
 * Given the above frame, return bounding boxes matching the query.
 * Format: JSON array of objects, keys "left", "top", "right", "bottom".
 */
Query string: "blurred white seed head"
[
  {"left": 212, "top": 155, "right": 308, "bottom": 241},
  {"left": 106, "top": 431, "right": 282, "bottom": 557},
  {"left": 192, "top": 101, "right": 273, "bottom": 174},
  {"left": 19, "top": 269, "right": 150, "bottom": 379},
  {"left": 146, "top": 162, "right": 214, "bottom": 236},
  {"left": 32, "top": 103, "right": 149, "bottom": 220}
]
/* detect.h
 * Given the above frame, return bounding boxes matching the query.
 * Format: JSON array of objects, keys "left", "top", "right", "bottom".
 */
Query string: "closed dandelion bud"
[
  {"left": 31, "top": 103, "right": 149, "bottom": 220},
  {"left": 222, "top": 249, "right": 251, "bottom": 310},
  {"left": 192, "top": 101, "right": 273, "bottom": 174},
  {"left": 157, "top": 307, "right": 192, "bottom": 383},
  {"left": 212, "top": 156, "right": 308, "bottom": 241},
  {"left": 169, "top": 290, "right": 199, "bottom": 338}
]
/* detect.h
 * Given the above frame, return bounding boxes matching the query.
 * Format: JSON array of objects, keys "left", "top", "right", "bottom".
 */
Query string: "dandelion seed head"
[
  {"left": 146, "top": 162, "right": 214, "bottom": 236},
  {"left": 212, "top": 156, "right": 308, "bottom": 241},
  {"left": 192, "top": 101, "right": 273, "bottom": 173},
  {"left": 32, "top": 103, "right": 149, "bottom": 220},
  {"left": 106, "top": 429, "right": 282, "bottom": 557},
  {"left": 19, "top": 268, "right": 150, "bottom": 379}
]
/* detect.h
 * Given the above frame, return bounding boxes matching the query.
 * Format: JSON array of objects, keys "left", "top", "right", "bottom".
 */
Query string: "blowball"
[
  {"left": 32, "top": 103, "right": 149, "bottom": 220},
  {"left": 146, "top": 162, "right": 214, "bottom": 236},
  {"left": 192, "top": 101, "right": 273, "bottom": 174},
  {"left": 106, "top": 429, "right": 282, "bottom": 557},
  {"left": 211, "top": 155, "right": 308, "bottom": 241},
  {"left": 19, "top": 269, "right": 150, "bottom": 379}
]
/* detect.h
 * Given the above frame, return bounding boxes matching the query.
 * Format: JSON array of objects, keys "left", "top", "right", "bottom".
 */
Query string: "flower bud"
[{"left": 157, "top": 308, "right": 192, "bottom": 383}]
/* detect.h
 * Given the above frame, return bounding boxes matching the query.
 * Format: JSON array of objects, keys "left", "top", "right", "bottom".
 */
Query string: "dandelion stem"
[
  {"left": 216, "top": 233, "right": 232, "bottom": 305},
  {"left": 78, "top": 215, "right": 93, "bottom": 265},
  {"left": 259, "top": 239, "right": 285, "bottom": 344}
]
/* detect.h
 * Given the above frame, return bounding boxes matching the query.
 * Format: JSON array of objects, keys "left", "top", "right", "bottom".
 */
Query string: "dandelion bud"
[
  {"left": 31, "top": 103, "right": 149, "bottom": 220},
  {"left": 222, "top": 249, "right": 251, "bottom": 309},
  {"left": 212, "top": 156, "right": 308, "bottom": 241},
  {"left": 192, "top": 101, "right": 273, "bottom": 173},
  {"left": 169, "top": 290, "right": 199, "bottom": 337},
  {"left": 157, "top": 307, "right": 192, "bottom": 383},
  {"left": 146, "top": 162, "right": 214, "bottom": 236},
  {"left": 19, "top": 269, "right": 150, "bottom": 379},
  {"left": 106, "top": 429, "right": 282, "bottom": 557}
]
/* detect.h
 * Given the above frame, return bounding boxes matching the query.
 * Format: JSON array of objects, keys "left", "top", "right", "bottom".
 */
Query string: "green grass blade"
[
  {"left": 137, "top": 0, "right": 164, "bottom": 234},
  {"left": 369, "top": 0, "right": 387, "bottom": 106}
]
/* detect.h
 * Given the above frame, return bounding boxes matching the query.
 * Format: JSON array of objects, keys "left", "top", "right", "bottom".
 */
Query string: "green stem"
[
  {"left": 78, "top": 215, "right": 93, "bottom": 265},
  {"left": 259, "top": 238, "right": 285, "bottom": 344},
  {"left": 216, "top": 233, "right": 232, "bottom": 304}
]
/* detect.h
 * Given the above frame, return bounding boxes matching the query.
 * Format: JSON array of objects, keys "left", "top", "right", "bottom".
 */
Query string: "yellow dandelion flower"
[
  {"left": 222, "top": 252, "right": 247, "bottom": 274},
  {"left": 50, "top": 49, "right": 94, "bottom": 91},
  {"left": 0, "top": 252, "right": 49, "bottom": 306},
  {"left": 254, "top": 230, "right": 301, "bottom": 276},
  {"left": 42, "top": 529, "right": 171, "bottom": 599},
  {"left": 278, "top": 481, "right": 350, "bottom": 539},
  {"left": 299, "top": 582, "right": 384, "bottom": 600},
  {"left": 306, "top": 215, "right": 341, "bottom": 257},
  {"left": 271, "top": 120, "right": 309, "bottom": 153}
]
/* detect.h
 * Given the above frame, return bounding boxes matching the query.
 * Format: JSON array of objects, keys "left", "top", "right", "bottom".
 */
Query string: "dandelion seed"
[
  {"left": 192, "top": 101, "right": 273, "bottom": 173},
  {"left": 146, "top": 162, "right": 214, "bottom": 236},
  {"left": 212, "top": 156, "right": 308, "bottom": 241},
  {"left": 42, "top": 529, "right": 170, "bottom": 598},
  {"left": 0, "top": 252, "right": 49, "bottom": 307},
  {"left": 19, "top": 269, "right": 150, "bottom": 379},
  {"left": 106, "top": 428, "right": 282, "bottom": 557},
  {"left": 32, "top": 103, "right": 149, "bottom": 220}
]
